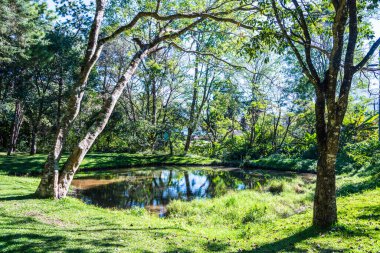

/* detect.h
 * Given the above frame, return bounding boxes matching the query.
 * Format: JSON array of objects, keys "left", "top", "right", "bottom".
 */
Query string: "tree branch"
[
  {"left": 170, "top": 42, "right": 252, "bottom": 72},
  {"left": 270, "top": 0, "right": 318, "bottom": 86},
  {"left": 291, "top": 0, "right": 320, "bottom": 84},
  {"left": 98, "top": 6, "right": 257, "bottom": 45},
  {"left": 353, "top": 37, "right": 380, "bottom": 72}
]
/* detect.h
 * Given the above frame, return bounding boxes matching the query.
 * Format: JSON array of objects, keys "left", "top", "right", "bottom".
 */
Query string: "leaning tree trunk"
[
  {"left": 7, "top": 100, "right": 24, "bottom": 155},
  {"left": 55, "top": 49, "right": 152, "bottom": 198},
  {"left": 35, "top": 0, "right": 106, "bottom": 198}
]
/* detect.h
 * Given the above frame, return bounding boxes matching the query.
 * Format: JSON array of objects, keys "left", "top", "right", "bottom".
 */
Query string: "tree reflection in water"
[{"left": 71, "top": 167, "right": 286, "bottom": 216}]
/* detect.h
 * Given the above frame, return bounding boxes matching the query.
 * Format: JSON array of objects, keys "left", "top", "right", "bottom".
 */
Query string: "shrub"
[{"left": 267, "top": 181, "right": 284, "bottom": 194}]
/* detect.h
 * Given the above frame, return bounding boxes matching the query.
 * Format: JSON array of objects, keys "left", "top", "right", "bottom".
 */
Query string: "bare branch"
[
  {"left": 270, "top": 0, "right": 318, "bottom": 86},
  {"left": 354, "top": 37, "right": 380, "bottom": 72},
  {"left": 170, "top": 42, "right": 250, "bottom": 71},
  {"left": 98, "top": 6, "right": 257, "bottom": 45},
  {"left": 291, "top": 0, "right": 321, "bottom": 84}
]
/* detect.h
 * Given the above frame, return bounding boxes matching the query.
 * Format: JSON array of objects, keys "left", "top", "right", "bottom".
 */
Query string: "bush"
[
  {"left": 342, "top": 139, "right": 380, "bottom": 167},
  {"left": 267, "top": 181, "right": 284, "bottom": 194}
]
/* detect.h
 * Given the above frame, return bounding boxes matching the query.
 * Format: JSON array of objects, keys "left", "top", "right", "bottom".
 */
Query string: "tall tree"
[
  {"left": 35, "top": 0, "right": 255, "bottom": 198},
  {"left": 0, "top": 0, "right": 48, "bottom": 63},
  {"left": 267, "top": 0, "right": 380, "bottom": 228}
]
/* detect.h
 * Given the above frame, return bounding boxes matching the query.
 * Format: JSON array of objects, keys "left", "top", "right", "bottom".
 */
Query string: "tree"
[
  {"left": 267, "top": 0, "right": 380, "bottom": 228},
  {"left": 0, "top": 0, "right": 48, "bottom": 63},
  {"left": 0, "top": 0, "right": 52, "bottom": 155},
  {"left": 35, "top": 0, "right": 255, "bottom": 198}
]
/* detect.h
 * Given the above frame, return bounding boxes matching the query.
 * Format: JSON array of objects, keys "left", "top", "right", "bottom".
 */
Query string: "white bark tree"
[{"left": 35, "top": 0, "right": 255, "bottom": 198}]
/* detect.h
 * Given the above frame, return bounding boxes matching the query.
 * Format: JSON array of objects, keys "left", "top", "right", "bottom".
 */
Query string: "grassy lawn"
[
  {"left": 243, "top": 156, "right": 317, "bottom": 173},
  {"left": 0, "top": 153, "right": 379, "bottom": 252},
  {"left": 0, "top": 153, "right": 221, "bottom": 176},
  {"left": 0, "top": 173, "right": 379, "bottom": 252}
]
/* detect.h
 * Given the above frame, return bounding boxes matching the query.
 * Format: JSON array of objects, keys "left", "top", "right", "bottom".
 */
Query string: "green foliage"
[
  {"left": 0, "top": 0, "right": 53, "bottom": 62},
  {"left": 167, "top": 175, "right": 313, "bottom": 226},
  {"left": 244, "top": 154, "right": 317, "bottom": 173},
  {"left": 242, "top": 204, "right": 267, "bottom": 223},
  {"left": 345, "top": 140, "right": 380, "bottom": 165},
  {"left": 267, "top": 181, "right": 284, "bottom": 194}
]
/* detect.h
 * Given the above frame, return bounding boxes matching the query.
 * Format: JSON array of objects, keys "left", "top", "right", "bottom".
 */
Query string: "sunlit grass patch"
[{"left": 0, "top": 174, "right": 379, "bottom": 252}]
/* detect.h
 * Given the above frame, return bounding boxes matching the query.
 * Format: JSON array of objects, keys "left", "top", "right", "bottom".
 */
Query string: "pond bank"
[
  {"left": 70, "top": 166, "right": 315, "bottom": 216},
  {"left": 0, "top": 152, "right": 316, "bottom": 176}
]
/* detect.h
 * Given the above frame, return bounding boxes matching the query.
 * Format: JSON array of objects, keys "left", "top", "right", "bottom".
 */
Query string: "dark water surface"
[{"left": 71, "top": 167, "right": 298, "bottom": 216}]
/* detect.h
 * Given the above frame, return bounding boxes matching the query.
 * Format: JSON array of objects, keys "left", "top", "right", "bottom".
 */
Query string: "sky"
[
  {"left": 46, "top": 0, "right": 380, "bottom": 36},
  {"left": 371, "top": 20, "right": 380, "bottom": 37}
]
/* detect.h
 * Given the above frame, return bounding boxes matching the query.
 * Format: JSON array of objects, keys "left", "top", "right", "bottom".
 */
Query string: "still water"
[{"left": 71, "top": 167, "right": 295, "bottom": 216}]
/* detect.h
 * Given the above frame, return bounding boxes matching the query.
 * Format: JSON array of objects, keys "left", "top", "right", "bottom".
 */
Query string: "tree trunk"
[
  {"left": 7, "top": 100, "right": 23, "bottom": 155},
  {"left": 35, "top": 0, "right": 106, "bottom": 198},
  {"left": 248, "top": 107, "right": 259, "bottom": 148},
  {"left": 313, "top": 130, "right": 339, "bottom": 227},
  {"left": 184, "top": 128, "right": 193, "bottom": 153},
  {"left": 152, "top": 80, "right": 157, "bottom": 126},
  {"left": 30, "top": 128, "right": 37, "bottom": 155},
  {"left": 169, "top": 139, "right": 173, "bottom": 155},
  {"left": 57, "top": 68, "right": 63, "bottom": 128},
  {"left": 312, "top": 91, "right": 340, "bottom": 228},
  {"left": 55, "top": 49, "right": 151, "bottom": 198},
  {"left": 184, "top": 42, "right": 200, "bottom": 153}
]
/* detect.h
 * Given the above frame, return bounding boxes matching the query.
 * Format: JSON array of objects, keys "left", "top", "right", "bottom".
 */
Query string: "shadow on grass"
[
  {"left": 357, "top": 205, "right": 380, "bottom": 220},
  {"left": 163, "top": 249, "right": 193, "bottom": 253},
  {"left": 337, "top": 176, "right": 379, "bottom": 197},
  {"left": 0, "top": 193, "right": 36, "bottom": 201},
  {"left": 240, "top": 227, "right": 320, "bottom": 252},
  {"left": 240, "top": 224, "right": 370, "bottom": 253},
  {"left": 0, "top": 232, "right": 127, "bottom": 253},
  {"left": 0, "top": 212, "right": 187, "bottom": 252}
]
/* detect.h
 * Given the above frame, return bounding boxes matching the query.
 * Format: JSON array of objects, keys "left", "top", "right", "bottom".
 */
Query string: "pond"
[{"left": 71, "top": 166, "right": 303, "bottom": 216}]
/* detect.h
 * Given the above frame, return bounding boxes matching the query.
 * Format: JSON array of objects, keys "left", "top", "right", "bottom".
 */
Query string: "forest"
[{"left": 0, "top": 0, "right": 379, "bottom": 252}]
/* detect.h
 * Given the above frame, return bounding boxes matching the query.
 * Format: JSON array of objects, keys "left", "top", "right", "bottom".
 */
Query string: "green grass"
[
  {"left": 0, "top": 152, "right": 318, "bottom": 177},
  {"left": 244, "top": 156, "right": 317, "bottom": 173},
  {"left": 0, "top": 152, "right": 220, "bottom": 176},
  {"left": 1, "top": 152, "right": 379, "bottom": 252},
  {"left": 0, "top": 173, "right": 379, "bottom": 252}
]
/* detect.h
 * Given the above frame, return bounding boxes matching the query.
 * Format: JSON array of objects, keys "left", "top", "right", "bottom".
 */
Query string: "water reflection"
[{"left": 71, "top": 167, "right": 289, "bottom": 216}]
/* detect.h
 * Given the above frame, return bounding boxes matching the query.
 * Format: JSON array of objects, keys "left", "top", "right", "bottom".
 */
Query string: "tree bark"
[
  {"left": 184, "top": 75, "right": 198, "bottom": 153},
  {"left": 30, "top": 128, "right": 37, "bottom": 155},
  {"left": 35, "top": 0, "right": 106, "bottom": 198},
  {"left": 56, "top": 67, "right": 63, "bottom": 129},
  {"left": 7, "top": 100, "right": 23, "bottom": 155},
  {"left": 313, "top": 145, "right": 338, "bottom": 227},
  {"left": 184, "top": 127, "right": 194, "bottom": 153},
  {"left": 312, "top": 88, "right": 339, "bottom": 227},
  {"left": 55, "top": 48, "right": 153, "bottom": 198}
]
